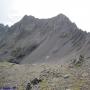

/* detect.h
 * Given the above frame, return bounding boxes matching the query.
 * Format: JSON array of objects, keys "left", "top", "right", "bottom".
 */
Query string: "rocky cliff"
[{"left": 0, "top": 14, "right": 90, "bottom": 64}]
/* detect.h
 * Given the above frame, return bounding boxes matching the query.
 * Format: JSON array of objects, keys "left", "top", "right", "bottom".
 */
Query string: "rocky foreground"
[{"left": 0, "top": 58, "right": 90, "bottom": 90}]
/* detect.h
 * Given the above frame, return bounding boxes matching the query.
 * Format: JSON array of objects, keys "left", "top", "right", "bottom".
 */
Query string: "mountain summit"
[{"left": 0, "top": 14, "right": 90, "bottom": 64}]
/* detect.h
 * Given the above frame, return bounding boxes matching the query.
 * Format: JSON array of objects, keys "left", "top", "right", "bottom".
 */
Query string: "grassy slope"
[{"left": 0, "top": 61, "right": 90, "bottom": 90}]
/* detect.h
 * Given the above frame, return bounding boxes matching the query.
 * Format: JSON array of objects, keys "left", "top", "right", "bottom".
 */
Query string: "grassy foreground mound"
[{"left": 0, "top": 61, "right": 90, "bottom": 90}]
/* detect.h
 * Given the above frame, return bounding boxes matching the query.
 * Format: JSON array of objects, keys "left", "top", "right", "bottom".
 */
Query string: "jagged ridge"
[{"left": 0, "top": 14, "right": 89, "bottom": 64}]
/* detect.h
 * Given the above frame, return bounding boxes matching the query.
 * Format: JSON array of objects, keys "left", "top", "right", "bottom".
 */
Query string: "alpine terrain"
[{"left": 0, "top": 14, "right": 90, "bottom": 90}]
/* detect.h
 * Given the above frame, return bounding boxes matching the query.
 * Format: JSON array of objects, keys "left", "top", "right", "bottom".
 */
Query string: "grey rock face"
[
  {"left": 0, "top": 14, "right": 89, "bottom": 64},
  {"left": 0, "top": 24, "right": 9, "bottom": 39}
]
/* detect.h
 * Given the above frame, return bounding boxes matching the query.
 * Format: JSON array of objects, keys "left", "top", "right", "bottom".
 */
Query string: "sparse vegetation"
[
  {"left": 11, "top": 47, "right": 25, "bottom": 58},
  {"left": 0, "top": 61, "right": 90, "bottom": 90},
  {"left": 72, "top": 55, "right": 84, "bottom": 67},
  {"left": 9, "top": 44, "right": 38, "bottom": 63}
]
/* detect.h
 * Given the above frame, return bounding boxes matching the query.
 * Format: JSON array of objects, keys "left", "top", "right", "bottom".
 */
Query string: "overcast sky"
[{"left": 0, "top": 0, "right": 90, "bottom": 32}]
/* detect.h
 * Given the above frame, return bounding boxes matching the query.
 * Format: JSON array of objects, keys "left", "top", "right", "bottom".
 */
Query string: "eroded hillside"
[{"left": 0, "top": 14, "right": 89, "bottom": 64}]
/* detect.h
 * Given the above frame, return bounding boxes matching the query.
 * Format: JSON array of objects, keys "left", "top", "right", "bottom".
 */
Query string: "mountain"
[
  {"left": 0, "top": 14, "right": 90, "bottom": 64},
  {"left": 0, "top": 24, "right": 9, "bottom": 40}
]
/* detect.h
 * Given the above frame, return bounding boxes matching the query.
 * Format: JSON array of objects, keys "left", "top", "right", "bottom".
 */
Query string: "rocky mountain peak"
[
  {"left": 55, "top": 14, "right": 69, "bottom": 19},
  {"left": 0, "top": 14, "right": 89, "bottom": 64},
  {"left": 21, "top": 15, "right": 35, "bottom": 22},
  {"left": 51, "top": 14, "right": 70, "bottom": 23}
]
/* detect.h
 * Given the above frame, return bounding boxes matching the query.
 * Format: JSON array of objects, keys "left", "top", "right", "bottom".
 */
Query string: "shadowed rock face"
[
  {"left": 0, "top": 24, "right": 9, "bottom": 39},
  {"left": 0, "top": 14, "right": 89, "bottom": 64}
]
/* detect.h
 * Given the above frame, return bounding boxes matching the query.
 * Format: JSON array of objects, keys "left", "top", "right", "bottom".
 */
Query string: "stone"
[
  {"left": 64, "top": 74, "right": 70, "bottom": 79},
  {"left": 82, "top": 72, "right": 88, "bottom": 77}
]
